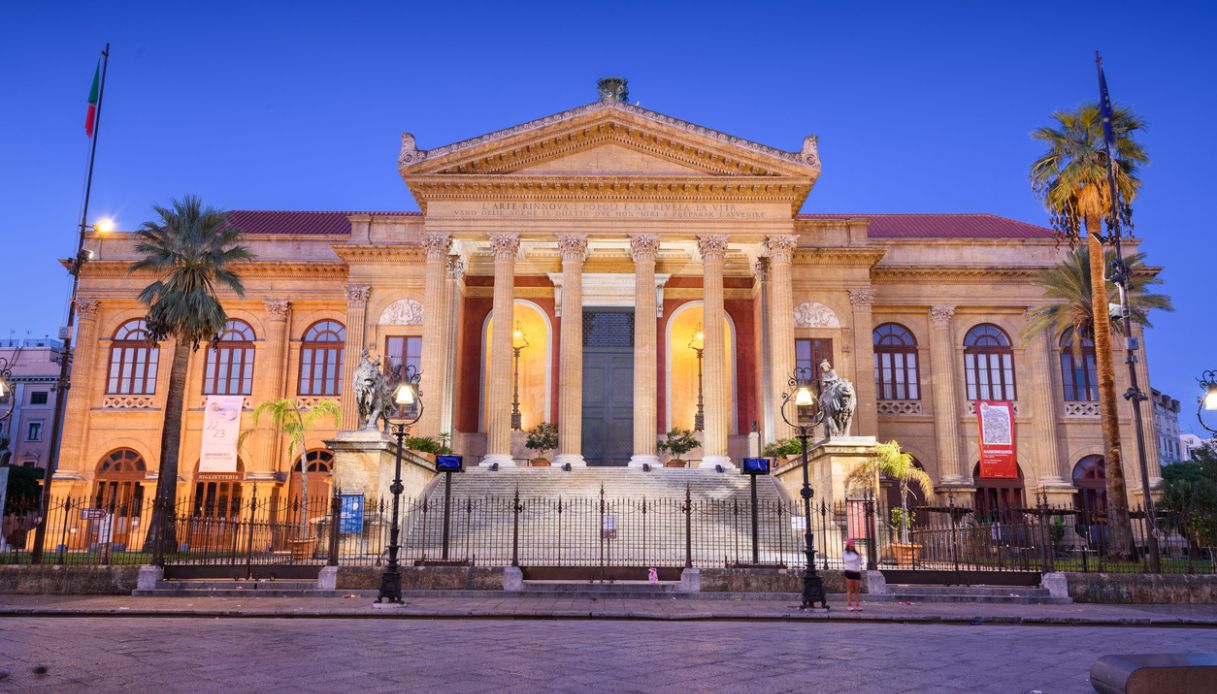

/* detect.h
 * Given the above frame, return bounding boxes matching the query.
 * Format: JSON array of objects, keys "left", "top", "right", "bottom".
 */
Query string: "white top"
[{"left": 843, "top": 550, "right": 861, "bottom": 573}]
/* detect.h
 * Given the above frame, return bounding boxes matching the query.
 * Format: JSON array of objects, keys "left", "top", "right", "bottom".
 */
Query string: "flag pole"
[
  {"left": 1094, "top": 51, "right": 1161, "bottom": 573},
  {"left": 32, "top": 42, "right": 111, "bottom": 564}
]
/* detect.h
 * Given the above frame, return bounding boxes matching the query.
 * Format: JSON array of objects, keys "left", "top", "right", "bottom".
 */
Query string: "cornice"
[
  {"left": 874, "top": 265, "right": 1037, "bottom": 281},
  {"left": 78, "top": 260, "right": 348, "bottom": 280},
  {"left": 793, "top": 247, "right": 887, "bottom": 268},
  {"left": 331, "top": 244, "right": 426, "bottom": 264}
]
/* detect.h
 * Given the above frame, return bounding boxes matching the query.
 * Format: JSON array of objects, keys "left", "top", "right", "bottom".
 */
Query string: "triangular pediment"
[{"left": 399, "top": 102, "right": 820, "bottom": 179}]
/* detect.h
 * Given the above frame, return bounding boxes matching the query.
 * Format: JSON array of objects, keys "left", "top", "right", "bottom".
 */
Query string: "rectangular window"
[
  {"left": 27, "top": 421, "right": 42, "bottom": 441},
  {"left": 385, "top": 336, "right": 423, "bottom": 380},
  {"left": 30, "top": 391, "right": 48, "bottom": 405},
  {"left": 795, "top": 338, "right": 833, "bottom": 390}
]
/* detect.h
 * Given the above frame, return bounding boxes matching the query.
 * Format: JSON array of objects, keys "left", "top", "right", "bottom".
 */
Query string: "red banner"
[{"left": 976, "top": 401, "right": 1017, "bottom": 479}]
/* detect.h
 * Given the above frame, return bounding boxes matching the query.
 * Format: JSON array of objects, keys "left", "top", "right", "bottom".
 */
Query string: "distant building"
[
  {"left": 1152, "top": 388, "right": 1183, "bottom": 465},
  {"left": 1179, "top": 433, "right": 1210, "bottom": 461},
  {"left": 0, "top": 338, "right": 64, "bottom": 472}
]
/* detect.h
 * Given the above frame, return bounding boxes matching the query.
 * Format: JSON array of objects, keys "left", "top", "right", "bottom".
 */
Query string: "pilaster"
[
  {"left": 1027, "top": 321, "right": 1068, "bottom": 489},
  {"left": 555, "top": 235, "right": 588, "bottom": 468},
  {"left": 848, "top": 288, "right": 878, "bottom": 437},
  {"left": 928, "top": 305, "right": 966, "bottom": 486},
  {"left": 629, "top": 234, "right": 660, "bottom": 467},
  {"left": 482, "top": 234, "right": 519, "bottom": 467},
  {"left": 440, "top": 255, "right": 465, "bottom": 440},
  {"left": 56, "top": 298, "right": 100, "bottom": 478},
  {"left": 252, "top": 298, "right": 290, "bottom": 472},
  {"left": 340, "top": 285, "right": 372, "bottom": 431}
]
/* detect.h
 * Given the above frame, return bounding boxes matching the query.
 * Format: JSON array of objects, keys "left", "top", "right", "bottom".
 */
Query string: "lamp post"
[
  {"left": 1196, "top": 371, "right": 1217, "bottom": 436},
  {"left": 779, "top": 369, "right": 829, "bottom": 610},
  {"left": 688, "top": 323, "right": 705, "bottom": 432},
  {"left": 377, "top": 365, "right": 423, "bottom": 605},
  {"left": 0, "top": 354, "right": 16, "bottom": 424},
  {"left": 510, "top": 322, "right": 528, "bottom": 431}
]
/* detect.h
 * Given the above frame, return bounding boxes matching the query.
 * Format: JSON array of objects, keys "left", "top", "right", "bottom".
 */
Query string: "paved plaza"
[{"left": 1, "top": 611, "right": 1215, "bottom": 693}]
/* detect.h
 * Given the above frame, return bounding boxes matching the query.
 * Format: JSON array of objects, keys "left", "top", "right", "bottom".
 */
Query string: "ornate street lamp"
[
  {"left": 510, "top": 323, "right": 529, "bottom": 431},
  {"left": 0, "top": 354, "right": 16, "bottom": 424},
  {"left": 377, "top": 365, "right": 423, "bottom": 605},
  {"left": 779, "top": 369, "right": 829, "bottom": 610},
  {"left": 688, "top": 323, "right": 705, "bottom": 432},
  {"left": 1197, "top": 370, "right": 1217, "bottom": 435}
]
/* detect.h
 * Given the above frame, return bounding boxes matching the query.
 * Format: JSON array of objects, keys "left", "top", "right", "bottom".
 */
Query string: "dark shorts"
[{"left": 844, "top": 571, "right": 861, "bottom": 581}]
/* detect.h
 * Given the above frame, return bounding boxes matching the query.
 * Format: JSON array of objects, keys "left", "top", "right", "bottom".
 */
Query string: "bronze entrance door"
[{"left": 581, "top": 310, "right": 634, "bottom": 466}]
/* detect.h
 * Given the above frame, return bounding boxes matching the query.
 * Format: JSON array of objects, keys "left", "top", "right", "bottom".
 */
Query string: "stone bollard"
[
  {"left": 136, "top": 565, "right": 164, "bottom": 592},
  {"left": 864, "top": 570, "right": 886, "bottom": 595},
  {"left": 317, "top": 566, "right": 338, "bottom": 592},
  {"left": 503, "top": 566, "right": 524, "bottom": 591},
  {"left": 679, "top": 568, "right": 700, "bottom": 593}
]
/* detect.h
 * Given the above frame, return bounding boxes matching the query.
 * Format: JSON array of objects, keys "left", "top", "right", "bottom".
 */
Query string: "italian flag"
[{"left": 85, "top": 61, "right": 100, "bottom": 138}]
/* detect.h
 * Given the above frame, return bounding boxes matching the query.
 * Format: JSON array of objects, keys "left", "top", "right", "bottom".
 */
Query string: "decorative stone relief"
[
  {"left": 877, "top": 400, "right": 923, "bottom": 416},
  {"left": 765, "top": 235, "right": 797, "bottom": 263},
  {"left": 421, "top": 233, "right": 451, "bottom": 259},
  {"left": 848, "top": 288, "right": 876, "bottom": 311},
  {"left": 696, "top": 235, "right": 729, "bottom": 260},
  {"left": 345, "top": 284, "right": 372, "bottom": 307},
  {"left": 75, "top": 298, "right": 99, "bottom": 321},
  {"left": 929, "top": 305, "right": 956, "bottom": 325},
  {"left": 557, "top": 235, "right": 588, "bottom": 262},
  {"left": 629, "top": 234, "right": 660, "bottom": 262},
  {"left": 295, "top": 396, "right": 339, "bottom": 410},
  {"left": 398, "top": 132, "right": 427, "bottom": 167},
  {"left": 1064, "top": 401, "right": 1100, "bottom": 417},
  {"left": 967, "top": 401, "right": 1019, "bottom": 416},
  {"left": 196, "top": 397, "right": 251, "bottom": 410},
  {"left": 793, "top": 302, "right": 840, "bottom": 328},
  {"left": 489, "top": 233, "right": 521, "bottom": 260},
  {"left": 378, "top": 299, "right": 424, "bottom": 326},
  {"left": 264, "top": 299, "right": 289, "bottom": 321},
  {"left": 102, "top": 395, "right": 155, "bottom": 409},
  {"left": 800, "top": 135, "right": 821, "bottom": 169}
]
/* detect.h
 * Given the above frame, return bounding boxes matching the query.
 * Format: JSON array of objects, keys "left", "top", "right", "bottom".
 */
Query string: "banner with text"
[
  {"left": 200, "top": 395, "right": 244, "bottom": 473},
  {"left": 976, "top": 400, "right": 1017, "bottom": 479}
]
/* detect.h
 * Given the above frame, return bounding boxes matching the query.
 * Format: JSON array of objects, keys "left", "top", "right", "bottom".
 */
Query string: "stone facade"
[{"left": 50, "top": 84, "right": 1163, "bottom": 520}]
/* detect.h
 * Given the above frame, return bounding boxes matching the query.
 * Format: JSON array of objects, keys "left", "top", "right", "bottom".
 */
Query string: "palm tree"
[
  {"left": 1030, "top": 103, "right": 1148, "bottom": 559},
  {"left": 132, "top": 196, "right": 253, "bottom": 554},
  {"left": 239, "top": 399, "right": 340, "bottom": 536},
  {"left": 845, "top": 441, "right": 933, "bottom": 544}
]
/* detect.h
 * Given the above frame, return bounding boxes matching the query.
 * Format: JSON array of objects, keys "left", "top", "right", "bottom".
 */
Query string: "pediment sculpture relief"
[
  {"left": 793, "top": 302, "right": 840, "bottom": 328},
  {"left": 378, "top": 299, "right": 424, "bottom": 326}
]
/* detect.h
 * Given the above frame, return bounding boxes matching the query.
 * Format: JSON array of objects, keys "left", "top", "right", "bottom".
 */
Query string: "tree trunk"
[
  {"left": 143, "top": 336, "right": 191, "bottom": 555},
  {"left": 298, "top": 447, "right": 309, "bottom": 538},
  {"left": 1086, "top": 224, "right": 1134, "bottom": 559}
]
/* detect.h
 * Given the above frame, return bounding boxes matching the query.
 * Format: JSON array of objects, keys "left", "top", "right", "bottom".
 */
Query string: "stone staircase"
[
  {"left": 400, "top": 467, "right": 800, "bottom": 568},
  {"left": 866, "top": 584, "right": 1071, "bottom": 605},
  {"left": 134, "top": 579, "right": 332, "bottom": 598}
]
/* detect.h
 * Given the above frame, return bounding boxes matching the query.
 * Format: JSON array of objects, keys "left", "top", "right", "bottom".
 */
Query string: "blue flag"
[{"left": 1096, "top": 52, "right": 1118, "bottom": 155}]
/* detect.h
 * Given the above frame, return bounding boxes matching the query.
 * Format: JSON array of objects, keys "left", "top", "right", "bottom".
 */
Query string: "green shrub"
[
  {"left": 762, "top": 438, "right": 802, "bottom": 459},
  {"left": 657, "top": 429, "right": 699, "bottom": 457},
  {"left": 524, "top": 423, "right": 559, "bottom": 456}
]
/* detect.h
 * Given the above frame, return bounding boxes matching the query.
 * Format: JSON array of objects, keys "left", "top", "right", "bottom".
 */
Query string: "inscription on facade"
[{"left": 448, "top": 201, "right": 774, "bottom": 220}]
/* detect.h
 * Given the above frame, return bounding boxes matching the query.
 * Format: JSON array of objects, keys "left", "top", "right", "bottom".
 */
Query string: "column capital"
[
  {"left": 345, "top": 284, "right": 372, "bottom": 307},
  {"left": 446, "top": 255, "right": 466, "bottom": 281},
  {"left": 75, "top": 298, "right": 100, "bottom": 321},
  {"left": 421, "top": 233, "right": 452, "bottom": 260},
  {"left": 629, "top": 234, "right": 660, "bottom": 262},
  {"left": 488, "top": 233, "right": 520, "bottom": 260},
  {"left": 697, "top": 235, "right": 729, "bottom": 261},
  {"left": 264, "top": 298, "right": 290, "bottom": 321},
  {"left": 753, "top": 256, "right": 770, "bottom": 281},
  {"left": 929, "top": 304, "right": 956, "bottom": 326},
  {"left": 557, "top": 234, "right": 588, "bottom": 262},
  {"left": 765, "top": 234, "right": 797, "bottom": 263},
  {"left": 848, "top": 288, "right": 876, "bottom": 311}
]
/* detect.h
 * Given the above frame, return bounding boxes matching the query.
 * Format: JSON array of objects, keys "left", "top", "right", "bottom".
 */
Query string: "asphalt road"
[{"left": 1, "top": 617, "right": 1213, "bottom": 693}]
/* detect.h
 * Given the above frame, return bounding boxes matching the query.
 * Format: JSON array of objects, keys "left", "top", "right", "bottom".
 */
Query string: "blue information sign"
[{"left": 339, "top": 494, "right": 364, "bottom": 534}]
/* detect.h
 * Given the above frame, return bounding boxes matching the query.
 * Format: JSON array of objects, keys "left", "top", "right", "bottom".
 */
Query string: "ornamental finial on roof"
[{"left": 597, "top": 77, "right": 629, "bottom": 103}]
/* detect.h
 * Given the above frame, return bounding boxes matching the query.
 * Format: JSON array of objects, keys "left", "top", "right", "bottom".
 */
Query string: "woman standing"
[{"left": 843, "top": 539, "right": 862, "bottom": 611}]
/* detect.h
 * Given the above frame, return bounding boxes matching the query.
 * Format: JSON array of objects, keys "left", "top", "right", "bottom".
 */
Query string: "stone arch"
[{"left": 664, "top": 300, "right": 738, "bottom": 434}]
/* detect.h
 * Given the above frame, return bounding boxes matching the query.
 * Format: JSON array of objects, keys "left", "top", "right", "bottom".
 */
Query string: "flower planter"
[
  {"left": 664, "top": 458, "right": 687, "bottom": 468},
  {"left": 290, "top": 537, "right": 318, "bottom": 561},
  {"left": 531, "top": 457, "right": 551, "bottom": 467},
  {"left": 891, "top": 542, "right": 922, "bottom": 566}
]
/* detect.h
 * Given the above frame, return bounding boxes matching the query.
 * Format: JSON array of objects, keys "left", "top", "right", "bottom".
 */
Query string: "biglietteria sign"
[
  {"left": 200, "top": 396, "right": 243, "bottom": 473},
  {"left": 976, "top": 401, "right": 1017, "bottom": 479}
]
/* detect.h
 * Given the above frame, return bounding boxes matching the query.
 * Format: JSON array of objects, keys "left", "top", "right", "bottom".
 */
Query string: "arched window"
[
  {"left": 288, "top": 449, "right": 334, "bottom": 519},
  {"left": 1072, "top": 455, "right": 1106, "bottom": 515},
  {"left": 298, "top": 320, "right": 345, "bottom": 396},
  {"left": 972, "top": 462, "right": 1025, "bottom": 524},
  {"left": 107, "top": 320, "right": 159, "bottom": 395},
  {"left": 873, "top": 323, "right": 920, "bottom": 400},
  {"left": 1059, "top": 328, "right": 1098, "bottom": 402},
  {"left": 963, "top": 324, "right": 1016, "bottom": 401},
  {"left": 203, "top": 319, "right": 256, "bottom": 395},
  {"left": 94, "top": 449, "right": 146, "bottom": 548}
]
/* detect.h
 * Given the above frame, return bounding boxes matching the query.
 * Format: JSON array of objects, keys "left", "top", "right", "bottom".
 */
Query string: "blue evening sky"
[{"left": 2, "top": 1, "right": 1214, "bottom": 432}]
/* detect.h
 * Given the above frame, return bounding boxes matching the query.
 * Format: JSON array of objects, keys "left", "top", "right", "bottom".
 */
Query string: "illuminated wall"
[
  {"left": 482, "top": 300, "right": 552, "bottom": 432},
  {"left": 665, "top": 302, "right": 734, "bottom": 433}
]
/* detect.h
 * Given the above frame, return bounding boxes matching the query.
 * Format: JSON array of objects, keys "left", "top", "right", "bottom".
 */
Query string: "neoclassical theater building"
[{"left": 56, "top": 79, "right": 1160, "bottom": 519}]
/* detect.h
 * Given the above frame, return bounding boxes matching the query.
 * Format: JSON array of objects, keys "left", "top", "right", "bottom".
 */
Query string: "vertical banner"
[
  {"left": 200, "top": 395, "right": 244, "bottom": 472},
  {"left": 976, "top": 400, "right": 1017, "bottom": 478}
]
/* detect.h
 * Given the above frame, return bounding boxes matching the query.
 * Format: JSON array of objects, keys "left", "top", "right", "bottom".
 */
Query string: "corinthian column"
[
  {"left": 929, "top": 305, "right": 965, "bottom": 486},
  {"left": 418, "top": 234, "right": 451, "bottom": 438},
  {"left": 698, "top": 235, "right": 732, "bottom": 469},
  {"left": 481, "top": 234, "right": 519, "bottom": 467},
  {"left": 766, "top": 235, "right": 797, "bottom": 441},
  {"left": 340, "top": 284, "right": 371, "bottom": 431},
  {"left": 555, "top": 235, "right": 588, "bottom": 467},
  {"left": 629, "top": 235, "right": 660, "bottom": 467},
  {"left": 440, "top": 255, "right": 464, "bottom": 439},
  {"left": 849, "top": 288, "right": 878, "bottom": 436}
]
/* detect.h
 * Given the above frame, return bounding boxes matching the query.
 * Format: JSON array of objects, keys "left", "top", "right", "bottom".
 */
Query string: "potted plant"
[
  {"left": 762, "top": 438, "right": 802, "bottom": 465},
  {"left": 657, "top": 429, "right": 699, "bottom": 468},
  {"left": 524, "top": 423, "right": 558, "bottom": 467},
  {"left": 404, "top": 434, "right": 453, "bottom": 462},
  {"left": 240, "top": 398, "right": 341, "bottom": 561},
  {"left": 844, "top": 440, "right": 933, "bottom": 566}
]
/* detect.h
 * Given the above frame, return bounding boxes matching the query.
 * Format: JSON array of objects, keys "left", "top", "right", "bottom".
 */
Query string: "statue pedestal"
[
  {"left": 326, "top": 430, "right": 436, "bottom": 503},
  {"left": 773, "top": 436, "right": 878, "bottom": 511}
]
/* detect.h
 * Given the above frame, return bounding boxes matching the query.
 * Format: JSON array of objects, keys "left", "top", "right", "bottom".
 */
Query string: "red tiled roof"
[
  {"left": 225, "top": 210, "right": 420, "bottom": 235},
  {"left": 797, "top": 213, "right": 1053, "bottom": 239}
]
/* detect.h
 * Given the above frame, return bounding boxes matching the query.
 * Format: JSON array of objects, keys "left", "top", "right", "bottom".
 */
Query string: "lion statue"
[
  {"left": 818, "top": 359, "right": 856, "bottom": 438},
  {"left": 353, "top": 349, "right": 394, "bottom": 432}
]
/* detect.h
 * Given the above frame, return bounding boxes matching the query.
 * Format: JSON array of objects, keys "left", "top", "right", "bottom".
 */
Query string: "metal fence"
[{"left": 3, "top": 487, "right": 1215, "bottom": 577}]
